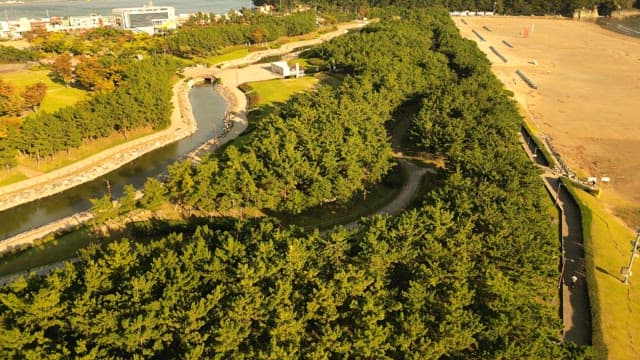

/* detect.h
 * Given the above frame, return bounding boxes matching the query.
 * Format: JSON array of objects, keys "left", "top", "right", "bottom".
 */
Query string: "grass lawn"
[
  {"left": 1, "top": 69, "right": 87, "bottom": 112},
  {"left": 564, "top": 182, "right": 640, "bottom": 359},
  {"left": 248, "top": 76, "right": 321, "bottom": 105},
  {"left": 203, "top": 47, "right": 250, "bottom": 66},
  {"left": 238, "top": 73, "right": 342, "bottom": 147},
  {"left": 0, "top": 170, "right": 27, "bottom": 187}
]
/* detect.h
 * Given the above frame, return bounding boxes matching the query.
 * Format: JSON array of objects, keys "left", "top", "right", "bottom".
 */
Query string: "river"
[
  {"left": 0, "top": 0, "right": 252, "bottom": 20},
  {"left": 0, "top": 84, "right": 226, "bottom": 240}
]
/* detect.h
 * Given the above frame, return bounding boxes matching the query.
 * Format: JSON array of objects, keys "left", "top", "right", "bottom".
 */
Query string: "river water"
[
  {"left": 0, "top": 0, "right": 252, "bottom": 20},
  {"left": 0, "top": 84, "right": 226, "bottom": 240}
]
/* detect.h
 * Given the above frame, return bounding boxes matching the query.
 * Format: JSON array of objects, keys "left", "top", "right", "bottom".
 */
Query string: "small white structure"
[
  {"left": 588, "top": 176, "right": 598, "bottom": 184},
  {"left": 270, "top": 61, "right": 291, "bottom": 77},
  {"left": 600, "top": 177, "right": 610, "bottom": 184},
  {"left": 0, "top": 21, "right": 10, "bottom": 39}
]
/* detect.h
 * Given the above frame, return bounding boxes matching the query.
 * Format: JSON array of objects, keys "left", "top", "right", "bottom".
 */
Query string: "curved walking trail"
[
  {"left": 342, "top": 112, "right": 431, "bottom": 230},
  {"left": 0, "top": 21, "right": 372, "bottom": 273},
  {"left": 0, "top": 19, "right": 433, "bottom": 285}
]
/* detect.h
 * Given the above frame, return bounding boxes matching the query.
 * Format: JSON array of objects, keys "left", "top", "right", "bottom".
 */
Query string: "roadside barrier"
[
  {"left": 516, "top": 69, "right": 537, "bottom": 89},
  {"left": 472, "top": 29, "right": 485, "bottom": 41},
  {"left": 489, "top": 46, "right": 508, "bottom": 63}
]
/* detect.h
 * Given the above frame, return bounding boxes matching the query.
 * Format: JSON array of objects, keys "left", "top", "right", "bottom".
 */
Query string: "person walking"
[{"left": 570, "top": 275, "right": 578, "bottom": 289}]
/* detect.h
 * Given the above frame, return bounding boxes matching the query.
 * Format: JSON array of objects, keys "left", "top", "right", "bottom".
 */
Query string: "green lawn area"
[
  {"left": 564, "top": 182, "right": 640, "bottom": 360},
  {"left": 203, "top": 47, "right": 250, "bottom": 66},
  {"left": 239, "top": 73, "right": 341, "bottom": 141},
  {"left": 0, "top": 170, "right": 27, "bottom": 187},
  {"left": 248, "top": 76, "right": 321, "bottom": 105},
  {"left": 1, "top": 69, "right": 87, "bottom": 112}
]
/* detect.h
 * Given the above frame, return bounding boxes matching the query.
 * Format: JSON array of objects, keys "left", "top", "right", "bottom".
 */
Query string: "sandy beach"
[{"left": 456, "top": 16, "right": 640, "bottom": 224}]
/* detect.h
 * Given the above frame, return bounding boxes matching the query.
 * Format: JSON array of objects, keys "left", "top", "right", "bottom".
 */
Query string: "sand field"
[{"left": 456, "top": 16, "right": 640, "bottom": 225}]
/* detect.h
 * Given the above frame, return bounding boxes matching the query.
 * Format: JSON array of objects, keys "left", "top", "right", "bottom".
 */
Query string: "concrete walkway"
[
  {"left": 521, "top": 133, "right": 592, "bottom": 345},
  {"left": 551, "top": 176, "right": 592, "bottom": 345}
]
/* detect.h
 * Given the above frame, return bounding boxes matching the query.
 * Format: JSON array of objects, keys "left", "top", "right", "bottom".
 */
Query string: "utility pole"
[{"left": 621, "top": 231, "right": 640, "bottom": 284}]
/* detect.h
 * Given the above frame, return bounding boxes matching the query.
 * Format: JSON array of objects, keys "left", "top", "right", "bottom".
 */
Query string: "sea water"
[{"left": 0, "top": 0, "right": 252, "bottom": 20}]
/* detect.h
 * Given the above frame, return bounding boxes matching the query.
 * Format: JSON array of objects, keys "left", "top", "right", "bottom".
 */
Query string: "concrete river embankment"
[{"left": 0, "top": 85, "right": 227, "bottom": 241}]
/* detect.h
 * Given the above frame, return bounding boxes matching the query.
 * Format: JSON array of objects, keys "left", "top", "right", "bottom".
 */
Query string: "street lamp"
[{"left": 622, "top": 231, "right": 640, "bottom": 284}]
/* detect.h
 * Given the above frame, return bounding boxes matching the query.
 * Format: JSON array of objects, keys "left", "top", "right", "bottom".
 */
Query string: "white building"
[
  {"left": 112, "top": 4, "right": 176, "bottom": 34},
  {"left": 9, "top": 18, "right": 32, "bottom": 36},
  {"left": 68, "top": 14, "right": 102, "bottom": 29},
  {"left": 270, "top": 61, "right": 291, "bottom": 77},
  {"left": 0, "top": 21, "right": 10, "bottom": 39}
]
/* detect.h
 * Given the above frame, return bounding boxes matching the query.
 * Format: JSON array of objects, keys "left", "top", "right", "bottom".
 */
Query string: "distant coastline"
[{"left": 0, "top": 0, "right": 251, "bottom": 21}]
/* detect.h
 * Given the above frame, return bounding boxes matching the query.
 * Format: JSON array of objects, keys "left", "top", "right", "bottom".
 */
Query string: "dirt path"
[
  {"left": 377, "top": 159, "right": 428, "bottom": 217},
  {"left": 342, "top": 110, "right": 431, "bottom": 230}
]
